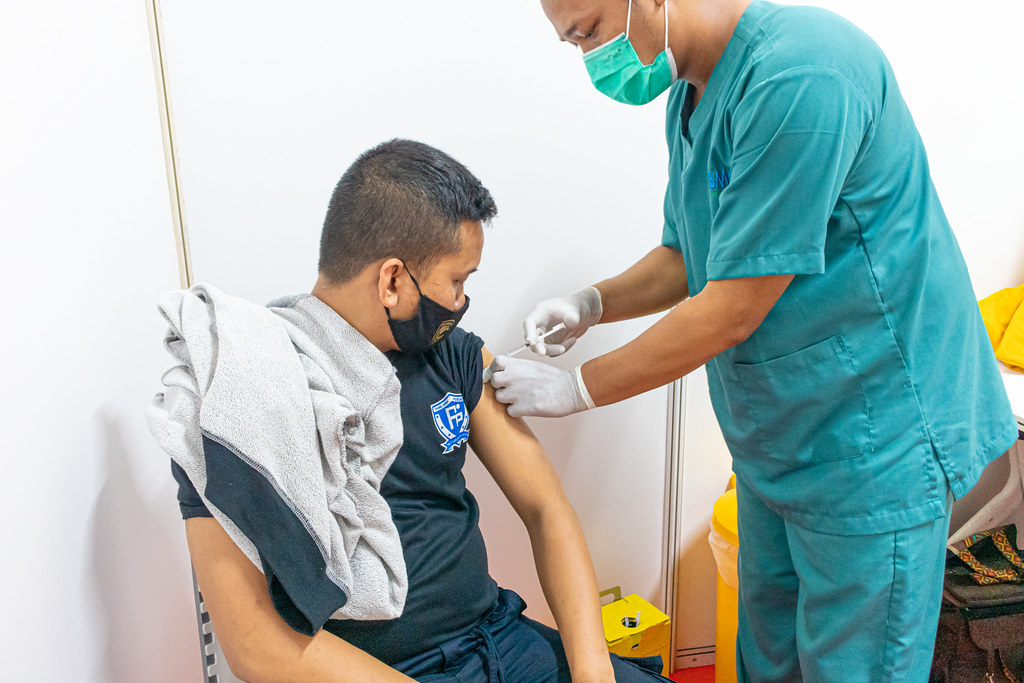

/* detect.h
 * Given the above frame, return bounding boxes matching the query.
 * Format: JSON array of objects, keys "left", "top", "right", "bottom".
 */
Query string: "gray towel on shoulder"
[{"left": 147, "top": 283, "right": 407, "bottom": 628}]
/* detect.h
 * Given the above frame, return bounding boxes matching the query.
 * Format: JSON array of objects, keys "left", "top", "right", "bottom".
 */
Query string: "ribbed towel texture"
[{"left": 148, "top": 283, "right": 407, "bottom": 629}]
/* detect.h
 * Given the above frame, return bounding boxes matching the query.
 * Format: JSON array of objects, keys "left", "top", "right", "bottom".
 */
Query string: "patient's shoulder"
[
  {"left": 444, "top": 326, "right": 483, "bottom": 356},
  {"left": 432, "top": 327, "right": 485, "bottom": 410}
]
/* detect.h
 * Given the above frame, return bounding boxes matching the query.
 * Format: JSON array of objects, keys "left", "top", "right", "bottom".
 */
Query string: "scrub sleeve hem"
[{"left": 706, "top": 251, "right": 824, "bottom": 280}]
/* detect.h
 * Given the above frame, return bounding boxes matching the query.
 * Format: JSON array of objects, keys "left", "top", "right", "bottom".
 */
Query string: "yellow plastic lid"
[
  {"left": 601, "top": 593, "right": 670, "bottom": 644},
  {"left": 712, "top": 489, "right": 738, "bottom": 546}
]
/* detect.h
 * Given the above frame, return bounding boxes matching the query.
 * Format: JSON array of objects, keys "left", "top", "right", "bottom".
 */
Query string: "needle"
[
  {"left": 504, "top": 322, "right": 566, "bottom": 360},
  {"left": 482, "top": 323, "right": 566, "bottom": 383}
]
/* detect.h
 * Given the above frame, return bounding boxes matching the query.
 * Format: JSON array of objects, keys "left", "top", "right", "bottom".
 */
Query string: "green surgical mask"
[{"left": 583, "top": 1, "right": 676, "bottom": 106}]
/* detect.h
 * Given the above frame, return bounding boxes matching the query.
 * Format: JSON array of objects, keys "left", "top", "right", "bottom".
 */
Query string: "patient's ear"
[{"left": 377, "top": 258, "right": 406, "bottom": 308}]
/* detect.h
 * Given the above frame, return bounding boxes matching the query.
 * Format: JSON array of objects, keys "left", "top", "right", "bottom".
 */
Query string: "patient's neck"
[{"left": 311, "top": 274, "right": 395, "bottom": 354}]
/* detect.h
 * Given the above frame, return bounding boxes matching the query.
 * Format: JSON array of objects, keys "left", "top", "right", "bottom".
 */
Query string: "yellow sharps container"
[{"left": 600, "top": 587, "right": 671, "bottom": 675}]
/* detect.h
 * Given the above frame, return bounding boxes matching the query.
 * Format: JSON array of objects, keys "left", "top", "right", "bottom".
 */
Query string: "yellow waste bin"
[
  {"left": 599, "top": 587, "right": 672, "bottom": 675},
  {"left": 709, "top": 485, "right": 739, "bottom": 683}
]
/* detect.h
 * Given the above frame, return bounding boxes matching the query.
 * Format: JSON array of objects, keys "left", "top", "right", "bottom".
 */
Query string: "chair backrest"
[{"left": 192, "top": 569, "right": 245, "bottom": 683}]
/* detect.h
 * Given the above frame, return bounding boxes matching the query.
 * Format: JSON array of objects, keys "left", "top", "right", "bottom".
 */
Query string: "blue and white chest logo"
[{"left": 430, "top": 392, "right": 470, "bottom": 454}]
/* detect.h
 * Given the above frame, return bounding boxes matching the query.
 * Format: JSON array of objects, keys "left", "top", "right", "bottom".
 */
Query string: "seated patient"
[{"left": 167, "top": 140, "right": 669, "bottom": 682}]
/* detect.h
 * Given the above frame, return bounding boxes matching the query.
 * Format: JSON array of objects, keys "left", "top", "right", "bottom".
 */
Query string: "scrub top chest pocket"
[{"left": 729, "top": 335, "right": 874, "bottom": 466}]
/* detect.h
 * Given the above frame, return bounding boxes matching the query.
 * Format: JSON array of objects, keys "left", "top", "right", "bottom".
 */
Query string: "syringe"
[{"left": 482, "top": 323, "right": 566, "bottom": 383}]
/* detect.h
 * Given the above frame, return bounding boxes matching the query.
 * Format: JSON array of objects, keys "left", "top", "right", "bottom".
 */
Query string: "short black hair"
[{"left": 319, "top": 139, "right": 497, "bottom": 284}]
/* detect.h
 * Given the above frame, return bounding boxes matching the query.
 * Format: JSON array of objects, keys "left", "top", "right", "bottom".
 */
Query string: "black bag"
[{"left": 930, "top": 525, "right": 1024, "bottom": 682}]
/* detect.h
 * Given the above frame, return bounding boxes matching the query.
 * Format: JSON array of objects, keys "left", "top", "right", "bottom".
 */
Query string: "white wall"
[
  {"left": 0, "top": 2, "right": 198, "bottom": 681},
  {"left": 2, "top": 1, "right": 1021, "bottom": 680},
  {"left": 671, "top": 0, "right": 1024, "bottom": 667},
  {"left": 156, "top": 0, "right": 674, "bottom": 630}
]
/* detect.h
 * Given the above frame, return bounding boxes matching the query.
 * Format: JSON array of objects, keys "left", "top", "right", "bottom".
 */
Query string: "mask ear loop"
[
  {"left": 664, "top": 2, "right": 669, "bottom": 52},
  {"left": 625, "top": 1, "right": 668, "bottom": 51},
  {"left": 403, "top": 264, "right": 423, "bottom": 294},
  {"left": 384, "top": 261, "right": 423, "bottom": 320}
]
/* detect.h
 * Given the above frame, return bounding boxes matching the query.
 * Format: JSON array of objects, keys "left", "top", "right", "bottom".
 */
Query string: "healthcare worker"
[{"left": 489, "top": 0, "right": 1020, "bottom": 680}]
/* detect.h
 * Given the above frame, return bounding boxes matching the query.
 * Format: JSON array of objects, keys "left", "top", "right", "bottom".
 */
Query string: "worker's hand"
[
  {"left": 489, "top": 356, "right": 595, "bottom": 418},
  {"left": 523, "top": 286, "right": 603, "bottom": 357}
]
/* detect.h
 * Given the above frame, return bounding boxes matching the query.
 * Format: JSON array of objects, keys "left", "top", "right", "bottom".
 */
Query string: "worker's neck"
[
  {"left": 311, "top": 273, "right": 395, "bottom": 353},
  {"left": 672, "top": 0, "right": 751, "bottom": 93}
]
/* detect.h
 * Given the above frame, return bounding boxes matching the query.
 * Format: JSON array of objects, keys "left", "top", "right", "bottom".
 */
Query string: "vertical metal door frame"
[
  {"left": 661, "top": 378, "right": 687, "bottom": 662},
  {"left": 145, "top": 0, "right": 193, "bottom": 289}
]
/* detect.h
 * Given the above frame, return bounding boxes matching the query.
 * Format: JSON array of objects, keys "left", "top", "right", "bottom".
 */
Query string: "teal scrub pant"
[{"left": 735, "top": 477, "right": 953, "bottom": 682}]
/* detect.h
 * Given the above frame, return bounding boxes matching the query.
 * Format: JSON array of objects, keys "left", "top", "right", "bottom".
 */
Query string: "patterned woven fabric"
[{"left": 951, "top": 525, "right": 1024, "bottom": 586}]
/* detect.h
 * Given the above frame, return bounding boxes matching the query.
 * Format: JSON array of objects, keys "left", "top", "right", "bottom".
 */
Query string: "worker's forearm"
[
  {"left": 582, "top": 283, "right": 753, "bottom": 407},
  {"left": 527, "top": 500, "right": 615, "bottom": 682},
  {"left": 593, "top": 245, "right": 688, "bottom": 324},
  {"left": 583, "top": 274, "right": 793, "bottom": 406}
]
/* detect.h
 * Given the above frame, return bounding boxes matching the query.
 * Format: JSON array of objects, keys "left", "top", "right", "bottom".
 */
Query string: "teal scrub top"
[{"left": 662, "top": 1, "right": 1018, "bottom": 534}]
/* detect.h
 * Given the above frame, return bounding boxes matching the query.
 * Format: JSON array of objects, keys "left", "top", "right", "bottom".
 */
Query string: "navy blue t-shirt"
[{"left": 171, "top": 327, "right": 499, "bottom": 664}]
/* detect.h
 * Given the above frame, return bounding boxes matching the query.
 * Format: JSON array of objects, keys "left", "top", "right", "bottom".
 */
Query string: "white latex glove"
[
  {"left": 523, "top": 286, "right": 603, "bottom": 357},
  {"left": 488, "top": 356, "right": 596, "bottom": 418}
]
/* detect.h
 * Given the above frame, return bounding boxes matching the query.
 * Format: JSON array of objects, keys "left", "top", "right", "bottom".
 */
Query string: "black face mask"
[{"left": 386, "top": 267, "right": 469, "bottom": 354}]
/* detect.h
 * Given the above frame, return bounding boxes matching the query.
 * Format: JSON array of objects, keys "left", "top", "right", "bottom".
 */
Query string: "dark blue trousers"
[{"left": 393, "top": 588, "right": 671, "bottom": 683}]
